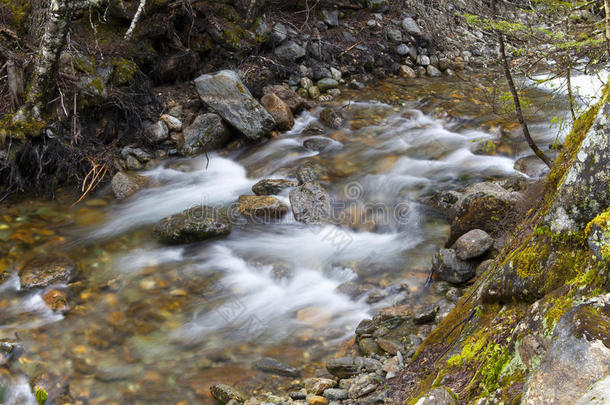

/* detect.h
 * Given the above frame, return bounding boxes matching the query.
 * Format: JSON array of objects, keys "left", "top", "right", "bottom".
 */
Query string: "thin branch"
[{"left": 124, "top": 0, "right": 147, "bottom": 40}]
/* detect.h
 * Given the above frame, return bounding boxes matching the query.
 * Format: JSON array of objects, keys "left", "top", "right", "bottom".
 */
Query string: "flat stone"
[
  {"left": 252, "top": 179, "right": 298, "bottom": 195},
  {"left": 254, "top": 357, "right": 300, "bottom": 377},
  {"left": 326, "top": 357, "right": 382, "bottom": 378},
  {"left": 323, "top": 388, "right": 348, "bottom": 401},
  {"left": 152, "top": 206, "right": 232, "bottom": 244},
  {"left": 19, "top": 255, "right": 77, "bottom": 289},
  {"left": 238, "top": 195, "right": 288, "bottom": 219},
  {"left": 210, "top": 384, "right": 244, "bottom": 404},
  {"left": 317, "top": 78, "right": 339, "bottom": 92}
]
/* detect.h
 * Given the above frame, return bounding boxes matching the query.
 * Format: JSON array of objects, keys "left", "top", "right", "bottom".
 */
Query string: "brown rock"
[
  {"left": 260, "top": 93, "right": 294, "bottom": 131},
  {"left": 262, "top": 84, "right": 311, "bottom": 113},
  {"left": 42, "top": 289, "right": 71, "bottom": 313},
  {"left": 237, "top": 195, "right": 288, "bottom": 219},
  {"left": 307, "top": 395, "right": 328, "bottom": 405},
  {"left": 19, "top": 255, "right": 77, "bottom": 289}
]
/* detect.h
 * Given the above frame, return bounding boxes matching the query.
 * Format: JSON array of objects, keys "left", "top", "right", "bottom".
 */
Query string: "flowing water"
[{"left": 0, "top": 73, "right": 601, "bottom": 404}]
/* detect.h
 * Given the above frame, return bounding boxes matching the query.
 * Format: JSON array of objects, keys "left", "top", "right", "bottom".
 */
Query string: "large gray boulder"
[
  {"left": 453, "top": 229, "right": 493, "bottom": 260},
  {"left": 180, "top": 113, "right": 231, "bottom": 156},
  {"left": 289, "top": 182, "right": 331, "bottom": 224},
  {"left": 153, "top": 206, "right": 232, "bottom": 244},
  {"left": 194, "top": 70, "right": 275, "bottom": 141}
]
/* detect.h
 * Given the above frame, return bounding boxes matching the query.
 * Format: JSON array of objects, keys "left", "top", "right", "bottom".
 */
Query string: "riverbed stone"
[
  {"left": 180, "top": 113, "right": 232, "bottom": 155},
  {"left": 210, "top": 384, "right": 244, "bottom": 404},
  {"left": 308, "top": 86, "right": 321, "bottom": 99},
  {"left": 289, "top": 182, "right": 331, "bottom": 224},
  {"left": 399, "top": 65, "right": 417, "bottom": 78},
  {"left": 270, "top": 23, "right": 287, "bottom": 44},
  {"left": 194, "top": 70, "right": 275, "bottom": 141},
  {"left": 358, "top": 337, "right": 382, "bottom": 356},
  {"left": 262, "top": 84, "right": 310, "bottom": 113},
  {"left": 152, "top": 206, "right": 231, "bottom": 244},
  {"left": 304, "top": 378, "right": 336, "bottom": 395},
  {"left": 347, "top": 373, "right": 381, "bottom": 399},
  {"left": 326, "top": 357, "right": 382, "bottom": 378},
  {"left": 317, "top": 78, "right": 339, "bottom": 92},
  {"left": 160, "top": 114, "right": 182, "bottom": 132},
  {"left": 432, "top": 249, "right": 476, "bottom": 284},
  {"left": 42, "top": 288, "right": 71, "bottom": 313},
  {"left": 252, "top": 179, "right": 298, "bottom": 195},
  {"left": 401, "top": 17, "right": 422, "bottom": 36},
  {"left": 321, "top": 9, "right": 339, "bottom": 27},
  {"left": 255, "top": 357, "right": 300, "bottom": 377},
  {"left": 260, "top": 93, "right": 294, "bottom": 131},
  {"left": 453, "top": 229, "right": 493, "bottom": 260},
  {"left": 427, "top": 65, "right": 442, "bottom": 77},
  {"left": 238, "top": 195, "right": 288, "bottom": 219},
  {"left": 514, "top": 155, "right": 549, "bottom": 178},
  {"left": 111, "top": 172, "right": 148, "bottom": 200},
  {"left": 144, "top": 120, "right": 169, "bottom": 143},
  {"left": 365, "top": 0, "right": 388, "bottom": 12},
  {"left": 19, "top": 255, "right": 77, "bottom": 289},
  {"left": 323, "top": 388, "right": 347, "bottom": 401},
  {"left": 319, "top": 108, "right": 344, "bottom": 129},
  {"left": 307, "top": 395, "right": 327, "bottom": 405}
]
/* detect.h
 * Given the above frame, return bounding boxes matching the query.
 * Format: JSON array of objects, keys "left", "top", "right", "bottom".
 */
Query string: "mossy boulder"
[
  {"left": 152, "top": 206, "right": 232, "bottom": 244},
  {"left": 180, "top": 113, "right": 232, "bottom": 156}
]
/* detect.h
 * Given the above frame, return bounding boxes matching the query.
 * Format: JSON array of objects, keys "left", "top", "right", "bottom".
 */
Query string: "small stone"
[
  {"left": 308, "top": 86, "right": 321, "bottom": 99},
  {"left": 321, "top": 9, "right": 339, "bottom": 27},
  {"left": 319, "top": 108, "right": 344, "bottom": 129},
  {"left": 307, "top": 395, "right": 327, "bottom": 405},
  {"left": 111, "top": 172, "right": 148, "bottom": 200},
  {"left": 290, "top": 389, "right": 307, "bottom": 400},
  {"left": 358, "top": 338, "right": 382, "bottom": 356},
  {"left": 416, "top": 55, "right": 430, "bottom": 66},
  {"left": 323, "top": 388, "right": 348, "bottom": 401},
  {"left": 415, "top": 387, "right": 457, "bottom": 405},
  {"left": 261, "top": 93, "right": 294, "bottom": 131},
  {"left": 254, "top": 357, "right": 300, "bottom": 377},
  {"left": 365, "top": 0, "right": 389, "bottom": 12},
  {"left": 42, "top": 289, "right": 71, "bottom": 313},
  {"left": 180, "top": 113, "right": 231, "bottom": 155},
  {"left": 330, "top": 67, "right": 342, "bottom": 81},
  {"left": 144, "top": 120, "right": 169, "bottom": 143},
  {"left": 305, "top": 378, "right": 336, "bottom": 395},
  {"left": 453, "top": 229, "right": 494, "bottom": 260},
  {"left": 426, "top": 65, "right": 442, "bottom": 77},
  {"left": 275, "top": 41, "right": 306, "bottom": 61},
  {"left": 401, "top": 17, "right": 422, "bottom": 36},
  {"left": 356, "top": 319, "right": 376, "bottom": 336},
  {"left": 414, "top": 304, "right": 439, "bottom": 324},
  {"left": 432, "top": 249, "right": 476, "bottom": 284},
  {"left": 395, "top": 44, "right": 410, "bottom": 56},
  {"left": 399, "top": 65, "right": 417, "bottom": 79},
  {"left": 316, "top": 78, "right": 339, "bottom": 92},
  {"left": 300, "top": 77, "right": 314, "bottom": 90},
  {"left": 326, "top": 357, "right": 382, "bottom": 378},
  {"left": 270, "top": 23, "right": 287, "bottom": 44},
  {"left": 327, "top": 88, "right": 341, "bottom": 98},
  {"left": 386, "top": 28, "right": 402, "bottom": 42},
  {"left": 160, "top": 114, "right": 182, "bottom": 131},
  {"left": 210, "top": 384, "right": 244, "bottom": 404},
  {"left": 376, "top": 337, "right": 404, "bottom": 355}
]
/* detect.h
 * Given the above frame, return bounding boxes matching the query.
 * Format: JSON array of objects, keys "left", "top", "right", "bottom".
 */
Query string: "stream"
[{"left": 0, "top": 72, "right": 604, "bottom": 404}]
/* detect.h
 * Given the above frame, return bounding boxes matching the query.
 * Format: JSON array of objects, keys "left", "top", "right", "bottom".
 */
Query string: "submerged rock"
[
  {"left": 180, "top": 113, "right": 231, "bottom": 156},
  {"left": 194, "top": 70, "right": 275, "bottom": 141},
  {"left": 289, "top": 182, "right": 331, "bottom": 224},
  {"left": 453, "top": 229, "right": 493, "bottom": 260},
  {"left": 152, "top": 206, "right": 232, "bottom": 244},
  {"left": 237, "top": 195, "right": 288, "bottom": 219},
  {"left": 210, "top": 383, "right": 244, "bottom": 404},
  {"left": 19, "top": 255, "right": 77, "bottom": 289},
  {"left": 252, "top": 179, "right": 298, "bottom": 195},
  {"left": 254, "top": 357, "right": 300, "bottom": 377},
  {"left": 111, "top": 172, "right": 148, "bottom": 200},
  {"left": 319, "top": 107, "right": 344, "bottom": 129},
  {"left": 432, "top": 249, "right": 476, "bottom": 284}
]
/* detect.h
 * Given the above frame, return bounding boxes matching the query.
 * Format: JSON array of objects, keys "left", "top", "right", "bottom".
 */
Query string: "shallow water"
[{"left": 0, "top": 74, "right": 588, "bottom": 404}]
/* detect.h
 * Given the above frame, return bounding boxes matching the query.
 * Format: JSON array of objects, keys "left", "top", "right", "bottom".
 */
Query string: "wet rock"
[
  {"left": 319, "top": 108, "right": 344, "bottom": 129},
  {"left": 237, "top": 195, "right": 288, "bottom": 219},
  {"left": 326, "top": 357, "right": 382, "bottom": 378},
  {"left": 514, "top": 155, "right": 549, "bottom": 178},
  {"left": 296, "top": 163, "right": 325, "bottom": 184},
  {"left": 144, "top": 120, "right": 169, "bottom": 143},
  {"left": 180, "top": 113, "right": 231, "bottom": 156},
  {"left": 308, "top": 86, "right": 321, "bottom": 99},
  {"left": 323, "top": 388, "right": 347, "bottom": 401},
  {"left": 355, "top": 319, "right": 376, "bottom": 336},
  {"left": 522, "top": 299, "right": 610, "bottom": 404},
  {"left": 321, "top": 9, "right": 339, "bottom": 27},
  {"left": 275, "top": 41, "right": 306, "bottom": 61},
  {"left": 152, "top": 206, "right": 231, "bottom": 244},
  {"left": 429, "top": 189, "right": 462, "bottom": 220},
  {"left": 366, "top": 289, "right": 387, "bottom": 303},
  {"left": 290, "top": 389, "right": 307, "bottom": 400},
  {"left": 42, "top": 288, "right": 71, "bottom": 313},
  {"left": 432, "top": 249, "right": 476, "bottom": 284},
  {"left": 358, "top": 338, "right": 382, "bottom": 356},
  {"left": 414, "top": 304, "right": 439, "bottom": 324},
  {"left": 401, "top": 17, "right": 422, "bottom": 36},
  {"left": 262, "top": 84, "right": 310, "bottom": 113},
  {"left": 261, "top": 93, "right": 294, "bottom": 131},
  {"left": 252, "top": 179, "right": 298, "bottom": 195},
  {"left": 210, "top": 383, "right": 244, "bottom": 404},
  {"left": 453, "top": 229, "right": 493, "bottom": 260},
  {"left": 160, "top": 114, "right": 182, "bottom": 132},
  {"left": 395, "top": 44, "right": 410, "bottom": 56},
  {"left": 307, "top": 395, "right": 328, "bottom": 405},
  {"left": 376, "top": 337, "right": 404, "bottom": 355},
  {"left": 386, "top": 28, "right": 402, "bottom": 42},
  {"left": 449, "top": 182, "right": 522, "bottom": 245},
  {"left": 416, "top": 55, "right": 430, "bottom": 66},
  {"left": 330, "top": 68, "right": 342, "bottom": 81},
  {"left": 121, "top": 146, "right": 152, "bottom": 170},
  {"left": 0, "top": 340, "right": 23, "bottom": 367},
  {"left": 19, "top": 255, "right": 77, "bottom": 289},
  {"left": 427, "top": 65, "right": 442, "bottom": 77},
  {"left": 289, "top": 182, "right": 331, "bottom": 224},
  {"left": 111, "top": 172, "right": 148, "bottom": 200},
  {"left": 399, "top": 65, "right": 417, "bottom": 79},
  {"left": 346, "top": 373, "right": 380, "bottom": 399},
  {"left": 255, "top": 357, "right": 300, "bottom": 377},
  {"left": 300, "top": 77, "right": 314, "bottom": 90},
  {"left": 305, "top": 378, "right": 336, "bottom": 395},
  {"left": 414, "top": 387, "right": 457, "bottom": 405},
  {"left": 317, "top": 78, "right": 339, "bottom": 92},
  {"left": 303, "top": 137, "right": 341, "bottom": 153},
  {"left": 194, "top": 70, "right": 275, "bottom": 141}
]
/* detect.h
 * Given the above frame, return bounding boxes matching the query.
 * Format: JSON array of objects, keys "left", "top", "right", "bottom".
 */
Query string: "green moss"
[
  {"left": 111, "top": 57, "right": 138, "bottom": 87},
  {"left": 0, "top": 112, "right": 46, "bottom": 139},
  {"left": 73, "top": 55, "right": 97, "bottom": 76},
  {"left": 0, "top": 0, "right": 29, "bottom": 29}
]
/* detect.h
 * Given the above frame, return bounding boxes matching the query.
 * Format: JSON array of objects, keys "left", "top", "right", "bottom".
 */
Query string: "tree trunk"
[
  {"left": 7, "top": 60, "right": 24, "bottom": 109},
  {"left": 492, "top": 0, "right": 552, "bottom": 168},
  {"left": 605, "top": 0, "right": 610, "bottom": 60}
]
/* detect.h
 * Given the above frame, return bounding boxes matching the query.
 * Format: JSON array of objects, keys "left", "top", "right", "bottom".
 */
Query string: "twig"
[{"left": 339, "top": 42, "right": 362, "bottom": 57}]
